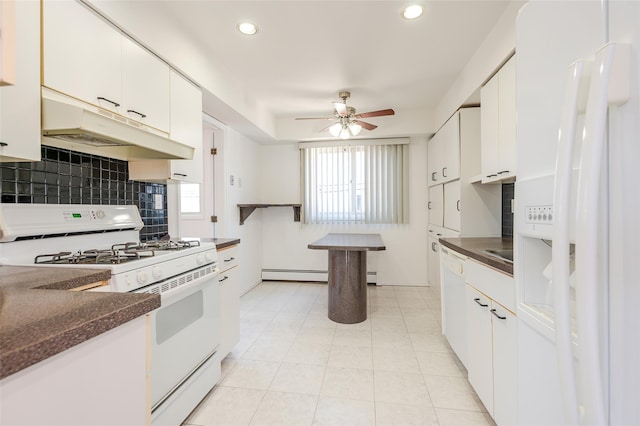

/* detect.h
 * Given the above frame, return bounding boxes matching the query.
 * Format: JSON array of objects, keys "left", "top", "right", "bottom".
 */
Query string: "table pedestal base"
[{"left": 328, "top": 250, "right": 367, "bottom": 324}]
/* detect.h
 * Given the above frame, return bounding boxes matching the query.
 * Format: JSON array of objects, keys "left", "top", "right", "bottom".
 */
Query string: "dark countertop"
[
  {"left": 439, "top": 237, "right": 513, "bottom": 276},
  {"left": 0, "top": 266, "right": 160, "bottom": 380},
  {"left": 308, "top": 233, "right": 386, "bottom": 251},
  {"left": 181, "top": 237, "right": 240, "bottom": 251}
]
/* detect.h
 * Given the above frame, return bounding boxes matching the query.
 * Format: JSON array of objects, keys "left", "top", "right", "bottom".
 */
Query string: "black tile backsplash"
[
  {"left": 0, "top": 146, "right": 167, "bottom": 242},
  {"left": 502, "top": 182, "right": 515, "bottom": 238}
]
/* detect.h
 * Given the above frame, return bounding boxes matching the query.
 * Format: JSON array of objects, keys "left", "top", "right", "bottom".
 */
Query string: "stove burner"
[{"left": 33, "top": 240, "right": 202, "bottom": 265}]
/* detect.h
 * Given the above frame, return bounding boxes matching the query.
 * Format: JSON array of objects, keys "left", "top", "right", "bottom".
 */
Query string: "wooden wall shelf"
[{"left": 237, "top": 204, "right": 301, "bottom": 225}]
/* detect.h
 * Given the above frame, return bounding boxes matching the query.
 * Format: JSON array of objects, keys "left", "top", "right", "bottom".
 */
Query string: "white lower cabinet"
[
  {"left": 465, "top": 285, "right": 495, "bottom": 413},
  {"left": 465, "top": 282, "right": 517, "bottom": 425},
  {"left": 217, "top": 245, "right": 240, "bottom": 358},
  {"left": 491, "top": 300, "right": 518, "bottom": 425}
]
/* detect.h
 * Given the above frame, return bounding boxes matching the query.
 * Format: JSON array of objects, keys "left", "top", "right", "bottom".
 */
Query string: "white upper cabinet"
[
  {"left": 43, "top": 0, "right": 122, "bottom": 113},
  {"left": 428, "top": 112, "right": 460, "bottom": 187},
  {"left": 481, "top": 55, "right": 516, "bottom": 183},
  {"left": 427, "top": 131, "right": 444, "bottom": 186},
  {"left": 121, "top": 37, "right": 170, "bottom": 132},
  {"left": 0, "top": 0, "right": 40, "bottom": 162},
  {"left": 442, "top": 112, "right": 461, "bottom": 182},
  {"left": 43, "top": 0, "right": 170, "bottom": 132},
  {"left": 128, "top": 71, "right": 203, "bottom": 183}
]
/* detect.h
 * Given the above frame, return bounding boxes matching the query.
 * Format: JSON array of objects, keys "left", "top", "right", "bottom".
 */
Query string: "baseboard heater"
[{"left": 261, "top": 269, "right": 377, "bottom": 284}]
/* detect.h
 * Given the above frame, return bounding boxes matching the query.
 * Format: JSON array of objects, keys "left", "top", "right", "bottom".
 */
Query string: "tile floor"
[{"left": 183, "top": 282, "right": 495, "bottom": 426}]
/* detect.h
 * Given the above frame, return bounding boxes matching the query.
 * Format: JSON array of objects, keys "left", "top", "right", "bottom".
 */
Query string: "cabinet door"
[
  {"left": 43, "top": 0, "right": 121, "bottom": 112},
  {"left": 442, "top": 112, "right": 460, "bottom": 183},
  {"left": 480, "top": 73, "right": 499, "bottom": 183},
  {"left": 428, "top": 184, "right": 443, "bottom": 227},
  {"left": 168, "top": 71, "right": 203, "bottom": 182},
  {"left": 427, "top": 236, "right": 440, "bottom": 287},
  {"left": 466, "top": 284, "right": 494, "bottom": 415},
  {"left": 121, "top": 37, "right": 170, "bottom": 132},
  {"left": 427, "top": 131, "right": 443, "bottom": 187},
  {"left": 498, "top": 56, "right": 516, "bottom": 179},
  {"left": 219, "top": 266, "right": 240, "bottom": 358},
  {"left": 0, "top": 0, "right": 40, "bottom": 161},
  {"left": 491, "top": 301, "right": 518, "bottom": 426},
  {"left": 443, "top": 180, "right": 461, "bottom": 231}
]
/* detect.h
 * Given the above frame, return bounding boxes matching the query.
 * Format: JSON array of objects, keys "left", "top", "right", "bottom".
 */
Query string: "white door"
[
  {"left": 443, "top": 180, "right": 461, "bottom": 231},
  {"left": 42, "top": 0, "right": 122, "bottom": 112},
  {"left": 121, "top": 37, "right": 170, "bottom": 132}
]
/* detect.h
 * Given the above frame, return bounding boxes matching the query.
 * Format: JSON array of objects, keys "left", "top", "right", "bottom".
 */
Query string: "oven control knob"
[
  {"left": 152, "top": 267, "right": 163, "bottom": 279},
  {"left": 205, "top": 251, "right": 216, "bottom": 263},
  {"left": 137, "top": 271, "right": 149, "bottom": 284},
  {"left": 95, "top": 209, "right": 106, "bottom": 219},
  {"left": 196, "top": 254, "right": 205, "bottom": 265}
]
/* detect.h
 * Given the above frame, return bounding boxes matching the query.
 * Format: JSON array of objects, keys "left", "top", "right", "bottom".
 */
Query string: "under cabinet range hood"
[{"left": 41, "top": 88, "right": 194, "bottom": 161}]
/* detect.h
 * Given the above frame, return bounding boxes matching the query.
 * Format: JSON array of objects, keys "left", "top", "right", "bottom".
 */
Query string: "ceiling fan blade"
[
  {"left": 333, "top": 102, "right": 347, "bottom": 116},
  {"left": 355, "top": 108, "right": 395, "bottom": 119},
  {"left": 353, "top": 120, "right": 377, "bottom": 131},
  {"left": 295, "top": 117, "right": 335, "bottom": 120}
]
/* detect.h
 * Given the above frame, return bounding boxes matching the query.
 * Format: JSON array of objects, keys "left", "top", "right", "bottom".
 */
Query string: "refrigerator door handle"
[
  {"left": 575, "top": 42, "right": 629, "bottom": 426},
  {"left": 552, "top": 58, "right": 585, "bottom": 426}
]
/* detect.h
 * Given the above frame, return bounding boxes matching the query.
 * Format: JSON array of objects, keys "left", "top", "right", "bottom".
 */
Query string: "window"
[
  {"left": 180, "top": 183, "right": 201, "bottom": 214},
  {"left": 301, "top": 141, "right": 409, "bottom": 224}
]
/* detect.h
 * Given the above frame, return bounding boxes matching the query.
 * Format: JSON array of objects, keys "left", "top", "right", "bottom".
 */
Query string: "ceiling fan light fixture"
[
  {"left": 237, "top": 22, "right": 258, "bottom": 35},
  {"left": 329, "top": 123, "right": 342, "bottom": 137},
  {"left": 339, "top": 127, "right": 351, "bottom": 140},
  {"left": 349, "top": 122, "right": 362, "bottom": 136},
  {"left": 403, "top": 5, "right": 424, "bottom": 20}
]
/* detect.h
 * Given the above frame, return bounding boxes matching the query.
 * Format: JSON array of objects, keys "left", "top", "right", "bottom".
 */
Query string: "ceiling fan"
[{"left": 295, "top": 91, "right": 395, "bottom": 139}]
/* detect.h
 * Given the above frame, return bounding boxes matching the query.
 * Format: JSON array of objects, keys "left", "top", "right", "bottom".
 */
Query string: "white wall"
[
  {"left": 259, "top": 137, "right": 429, "bottom": 286},
  {"left": 435, "top": 1, "right": 525, "bottom": 128}
]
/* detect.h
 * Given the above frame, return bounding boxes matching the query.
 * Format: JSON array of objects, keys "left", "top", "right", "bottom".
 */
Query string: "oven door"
[{"left": 137, "top": 267, "right": 220, "bottom": 409}]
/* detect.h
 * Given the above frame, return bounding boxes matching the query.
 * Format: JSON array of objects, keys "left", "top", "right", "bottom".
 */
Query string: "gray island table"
[{"left": 308, "top": 233, "right": 386, "bottom": 324}]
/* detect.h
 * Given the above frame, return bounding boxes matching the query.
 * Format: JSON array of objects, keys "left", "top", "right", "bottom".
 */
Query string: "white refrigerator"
[{"left": 515, "top": 1, "right": 639, "bottom": 425}]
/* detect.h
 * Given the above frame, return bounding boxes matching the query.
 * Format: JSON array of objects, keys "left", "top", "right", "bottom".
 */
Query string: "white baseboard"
[{"left": 261, "top": 269, "right": 377, "bottom": 284}]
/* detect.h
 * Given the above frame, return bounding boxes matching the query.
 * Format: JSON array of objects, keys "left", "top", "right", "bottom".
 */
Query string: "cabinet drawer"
[
  {"left": 465, "top": 259, "right": 515, "bottom": 312},
  {"left": 217, "top": 245, "right": 239, "bottom": 273}
]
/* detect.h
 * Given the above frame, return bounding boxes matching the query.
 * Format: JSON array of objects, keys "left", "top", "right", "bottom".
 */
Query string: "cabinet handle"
[
  {"left": 431, "top": 172, "right": 438, "bottom": 181},
  {"left": 428, "top": 201, "right": 432, "bottom": 210},
  {"left": 173, "top": 173, "right": 188, "bottom": 177},
  {"left": 97, "top": 96, "right": 120, "bottom": 107},
  {"left": 486, "top": 174, "right": 497, "bottom": 178},
  {"left": 474, "top": 298, "right": 489, "bottom": 307},
  {"left": 0, "top": 142, "right": 7, "bottom": 147},
  {"left": 442, "top": 167, "right": 448, "bottom": 177},
  {"left": 491, "top": 308, "right": 507, "bottom": 320},
  {"left": 224, "top": 257, "right": 235, "bottom": 262},
  {"left": 456, "top": 200, "right": 461, "bottom": 211},
  {"left": 436, "top": 233, "right": 442, "bottom": 236},
  {"left": 127, "top": 109, "right": 147, "bottom": 119},
  {"left": 428, "top": 229, "right": 433, "bottom": 233},
  {"left": 431, "top": 242, "right": 437, "bottom": 252},
  {"left": 219, "top": 275, "right": 229, "bottom": 282},
  {"left": 497, "top": 170, "right": 510, "bottom": 175}
]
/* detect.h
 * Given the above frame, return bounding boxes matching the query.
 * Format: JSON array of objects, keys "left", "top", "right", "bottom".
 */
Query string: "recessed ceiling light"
[
  {"left": 403, "top": 5, "right": 424, "bottom": 20},
  {"left": 237, "top": 22, "right": 258, "bottom": 35}
]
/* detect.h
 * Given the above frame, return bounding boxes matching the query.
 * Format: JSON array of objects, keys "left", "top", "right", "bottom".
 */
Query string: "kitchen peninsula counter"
[
  {"left": 0, "top": 266, "right": 160, "bottom": 379},
  {"left": 439, "top": 237, "right": 513, "bottom": 275}
]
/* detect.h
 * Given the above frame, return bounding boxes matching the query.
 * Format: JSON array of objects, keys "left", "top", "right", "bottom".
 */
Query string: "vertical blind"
[{"left": 301, "top": 143, "right": 409, "bottom": 224}]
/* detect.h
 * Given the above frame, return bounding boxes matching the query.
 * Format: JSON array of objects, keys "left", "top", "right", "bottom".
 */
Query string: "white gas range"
[{"left": 0, "top": 204, "right": 222, "bottom": 426}]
